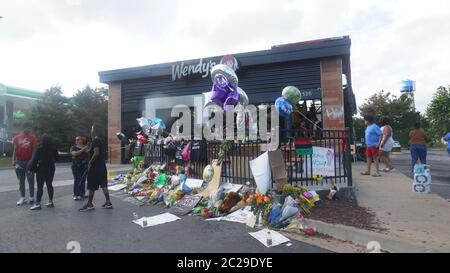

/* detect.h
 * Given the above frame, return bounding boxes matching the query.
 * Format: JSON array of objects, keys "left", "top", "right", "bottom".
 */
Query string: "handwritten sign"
[
  {"left": 169, "top": 195, "right": 203, "bottom": 216},
  {"left": 303, "top": 147, "right": 335, "bottom": 177}
]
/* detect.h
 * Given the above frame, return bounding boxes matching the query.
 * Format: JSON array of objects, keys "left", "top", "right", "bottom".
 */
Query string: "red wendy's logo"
[{"left": 220, "top": 55, "right": 239, "bottom": 71}]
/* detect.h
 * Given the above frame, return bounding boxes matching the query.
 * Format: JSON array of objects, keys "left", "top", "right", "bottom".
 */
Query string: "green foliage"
[
  {"left": 29, "top": 85, "right": 108, "bottom": 152},
  {"left": 70, "top": 85, "right": 108, "bottom": 139},
  {"left": 425, "top": 86, "right": 450, "bottom": 144},
  {"left": 30, "top": 86, "right": 74, "bottom": 151},
  {"left": 358, "top": 90, "right": 422, "bottom": 146}
]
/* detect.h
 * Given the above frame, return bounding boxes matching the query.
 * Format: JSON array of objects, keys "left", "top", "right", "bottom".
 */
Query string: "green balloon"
[
  {"left": 203, "top": 165, "right": 214, "bottom": 183},
  {"left": 282, "top": 86, "right": 301, "bottom": 105}
]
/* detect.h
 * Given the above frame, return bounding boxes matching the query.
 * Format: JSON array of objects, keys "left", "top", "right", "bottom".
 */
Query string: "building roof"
[
  {"left": 98, "top": 36, "right": 356, "bottom": 114},
  {"left": 99, "top": 36, "right": 352, "bottom": 84},
  {"left": 0, "top": 83, "right": 44, "bottom": 100}
]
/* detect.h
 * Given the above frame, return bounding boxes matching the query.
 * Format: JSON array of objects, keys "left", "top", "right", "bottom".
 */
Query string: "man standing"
[
  {"left": 79, "top": 124, "right": 112, "bottom": 212},
  {"left": 361, "top": 115, "right": 382, "bottom": 177},
  {"left": 12, "top": 122, "right": 37, "bottom": 206}
]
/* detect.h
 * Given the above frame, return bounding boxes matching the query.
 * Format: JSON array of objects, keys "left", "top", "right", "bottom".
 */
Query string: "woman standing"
[
  {"left": 408, "top": 122, "right": 428, "bottom": 172},
  {"left": 71, "top": 136, "right": 89, "bottom": 201},
  {"left": 378, "top": 116, "right": 395, "bottom": 172},
  {"left": 29, "top": 134, "right": 60, "bottom": 210},
  {"left": 79, "top": 124, "right": 112, "bottom": 212}
]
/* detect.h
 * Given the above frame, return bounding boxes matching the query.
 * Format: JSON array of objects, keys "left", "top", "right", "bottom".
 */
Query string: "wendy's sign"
[
  {"left": 171, "top": 58, "right": 217, "bottom": 81},
  {"left": 171, "top": 55, "right": 239, "bottom": 81}
]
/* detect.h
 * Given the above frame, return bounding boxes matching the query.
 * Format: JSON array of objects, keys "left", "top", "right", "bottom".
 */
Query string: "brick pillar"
[
  {"left": 321, "top": 58, "right": 345, "bottom": 130},
  {"left": 108, "top": 83, "right": 122, "bottom": 164}
]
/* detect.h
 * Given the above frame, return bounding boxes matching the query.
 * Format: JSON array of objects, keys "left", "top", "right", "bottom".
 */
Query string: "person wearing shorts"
[
  {"left": 79, "top": 124, "right": 112, "bottom": 212},
  {"left": 361, "top": 115, "right": 382, "bottom": 177},
  {"left": 378, "top": 116, "right": 395, "bottom": 172}
]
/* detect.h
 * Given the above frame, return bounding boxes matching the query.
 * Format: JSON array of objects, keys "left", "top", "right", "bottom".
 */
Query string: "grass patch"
[{"left": 0, "top": 157, "right": 12, "bottom": 168}]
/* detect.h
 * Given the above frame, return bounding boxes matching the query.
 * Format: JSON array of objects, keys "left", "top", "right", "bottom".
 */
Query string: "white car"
[{"left": 392, "top": 141, "right": 401, "bottom": 152}]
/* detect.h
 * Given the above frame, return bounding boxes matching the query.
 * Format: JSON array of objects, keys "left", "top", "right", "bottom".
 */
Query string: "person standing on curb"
[
  {"left": 361, "top": 115, "right": 382, "bottom": 177},
  {"left": 29, "top": 134, "right": 59, "bottom": 210},
  {"left": 79, "top": 124, "right": 112, "bottom": 212},
  {"left": 442, "top": 132, "right": 450, "bottom": 156},
  {"left": 70, "top": 136, "right": 89, "bottom": 200},
  {"left": 408, "top": 122, "right": 428, "bottom": 172},
  {"left": 12, "top": 122, "right": 37, "bottom": 206},
  {"left": 378, "top": 116, "right": 395, "bottom": 172}
]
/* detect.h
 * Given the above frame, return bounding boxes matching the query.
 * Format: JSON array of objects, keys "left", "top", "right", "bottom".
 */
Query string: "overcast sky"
[{"left": 1, "top": 0, "right": 449, "bottom": 113}]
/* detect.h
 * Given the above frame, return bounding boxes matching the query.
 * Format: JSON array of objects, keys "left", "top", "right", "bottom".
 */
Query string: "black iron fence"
[{"left": 140, "top": 128, "right": 352, "bottom": 189}]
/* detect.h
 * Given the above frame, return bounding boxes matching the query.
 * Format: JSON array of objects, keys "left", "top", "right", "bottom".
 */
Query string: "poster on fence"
[{"left": 303, "top": 147, "right": 335, "bottom": 177}]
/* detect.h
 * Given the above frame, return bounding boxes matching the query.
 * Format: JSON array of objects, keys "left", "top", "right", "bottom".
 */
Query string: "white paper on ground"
[
  {"left": 185, "top": 178, "right": 204, "bottom": 189},
  {"left": 136, "top": 196, "right": 147, "bottom": 201},
  {"left": 206, "top": 207, "right": 254, "bottom": 224},
  {"left": 249, "top": 152, "right": 271, "bottom": 194},
  {"left": 108, "top": 184, "right": 127, "bottom": 191},
  {"left": 248, "top": 229, "right": 291, "bottom": 248},
  {"left": 132, "top": 213, "right": 181, "bottom": 228}
]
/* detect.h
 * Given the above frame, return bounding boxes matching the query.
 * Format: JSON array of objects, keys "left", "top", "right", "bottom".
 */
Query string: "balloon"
[
  {"left": 153, "top": 117, "right": 166, "bottom": 129},
  {"left": 202, "top": 165, "right": 214, "bottom": 183},
  {"left": 275, "top": 97, "right": 293, "bottom": 117},
  {"left": 210, "top": 64, "right": 238, "bottom": 88},
  {"left": 237, "top": 87, "right": 249, "bottom": 106},
  {"left": 116, "top": 132, "right": 127, "bottom": 143},
  {"left": 137, "top": 134, "right": 148, "bottom": 144},
  {"left": 282, "top": 86, "right": 301, "bottom": 106},
  {"left": 136, "top": 117, "right": 150, "bottom": 129},
  {"left": 211, "top": 84, "right": 229, "bottom": 107}
]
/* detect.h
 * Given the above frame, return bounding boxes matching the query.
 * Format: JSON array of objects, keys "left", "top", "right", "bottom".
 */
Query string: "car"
[{"left": 392, "top": 141, "right": 401, "bottom": 152}]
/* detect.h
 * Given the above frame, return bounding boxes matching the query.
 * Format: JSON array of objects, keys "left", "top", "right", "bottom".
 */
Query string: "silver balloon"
[
  {"left": 203, "top": 91, "right": 221, "bottom": 108},
  {"left": 237, "top": 87, "right": 249, "bottom": 106},
  {"left": 210, "top": 64, "right": 238, "bottom": 88}
]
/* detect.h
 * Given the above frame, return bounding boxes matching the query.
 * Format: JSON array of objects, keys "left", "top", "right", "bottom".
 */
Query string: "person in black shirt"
[
  {"left": 79, "top": 124, "right": 112, "bottom": 212},
  {"left": 29, "top": 134, "right": 60, "bottom": 210},
  {"left": 70, "top": 136, "right": 89, "bottom": 201}
]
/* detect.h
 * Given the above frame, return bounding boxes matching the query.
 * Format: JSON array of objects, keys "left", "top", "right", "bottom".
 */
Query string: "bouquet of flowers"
[{"left": 245, "top": 193, "right": 272, "bottom": 219}]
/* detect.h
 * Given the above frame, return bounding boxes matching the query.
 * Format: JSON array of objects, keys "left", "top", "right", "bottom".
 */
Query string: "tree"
[
  {"left": 426, "top": 86, "right": 450, "bottom": 143},
  {"left": 30, "top": 86, "right": 74, "bottom": 151},
  {"left": 69, "top": 85, "right": 108, "bottom": 141},
  {"left": 359, "top": 90, "right": 422, "bottom": 146}
]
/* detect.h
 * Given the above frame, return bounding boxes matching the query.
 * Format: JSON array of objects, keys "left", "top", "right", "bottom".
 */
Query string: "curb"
[{"left": 303, "top": 218, "right": 450, "bottom": 253}]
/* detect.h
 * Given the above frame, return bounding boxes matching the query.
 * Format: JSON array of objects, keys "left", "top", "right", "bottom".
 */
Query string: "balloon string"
[{"left": 293, "top": 109, "right": 323, "bottom": 130}]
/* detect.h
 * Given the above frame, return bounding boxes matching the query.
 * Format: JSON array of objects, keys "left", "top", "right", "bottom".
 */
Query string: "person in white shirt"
[{"left": 378, "top": 116, "right": 395, "bottom": 172}]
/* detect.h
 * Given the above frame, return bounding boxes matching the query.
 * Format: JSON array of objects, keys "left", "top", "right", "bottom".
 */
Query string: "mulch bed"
[{"left": 307, "top": 198, "right": 388, "bottom": 233}]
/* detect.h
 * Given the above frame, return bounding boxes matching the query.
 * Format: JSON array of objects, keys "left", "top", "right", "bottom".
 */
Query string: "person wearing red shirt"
[{"left": 12, "top": 122, "right": 38, "bottom": 206}]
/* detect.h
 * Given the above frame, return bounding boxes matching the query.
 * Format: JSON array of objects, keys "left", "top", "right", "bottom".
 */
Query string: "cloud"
[{"left": 0, "top": 0, "right": 449, "bottom": 113}]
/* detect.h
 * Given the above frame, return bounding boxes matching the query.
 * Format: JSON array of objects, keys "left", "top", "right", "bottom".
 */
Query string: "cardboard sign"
[
  {"left": 268, "top": 150, "right": 288, "bottom": 191},
  {"left": 169, "top": 195, "right": 203, "bottom": 216}
]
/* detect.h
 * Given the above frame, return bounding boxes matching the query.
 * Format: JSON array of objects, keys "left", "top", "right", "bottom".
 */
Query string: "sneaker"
[
  {"left": 30, "top": 204, "right": 41, "bottom": 210},
  {"left": 17, "top": 197, "right": 26, "bottom": 206},
  {"left": 101, "top": 202, "right": 113, "bottom": 209},
  {"left": 73, "top": 196, "right": 77, "bottom": 200},
  {"left": 79, "top": 204, "right": 94, "bottom": 212},
  {"left": 73, "top": 196, "right": 82, "bottom": 201},
  {"left": 29, "top": 197, "right": 35, "bottom": 205},
  {"left": 45, "top": 201, "right": 54, "bottom": 208}
]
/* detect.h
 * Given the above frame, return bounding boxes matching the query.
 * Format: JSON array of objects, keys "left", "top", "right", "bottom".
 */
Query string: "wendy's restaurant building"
[{"left": 99, "top": 36, "right": 357, "bottom": 189}]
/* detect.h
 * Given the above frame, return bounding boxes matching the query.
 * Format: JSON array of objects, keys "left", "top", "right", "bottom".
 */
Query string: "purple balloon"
[
  {"left": 211, "top": 85, "right": 228, "bottom": 106},
  {"left": 214, "top": 74, "right": 229, "bottom": 89}
]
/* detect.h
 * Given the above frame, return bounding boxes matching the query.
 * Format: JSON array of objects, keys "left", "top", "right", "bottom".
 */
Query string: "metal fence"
[{"left": 142, "top": 128, "right": 352, "bottom": 190}]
